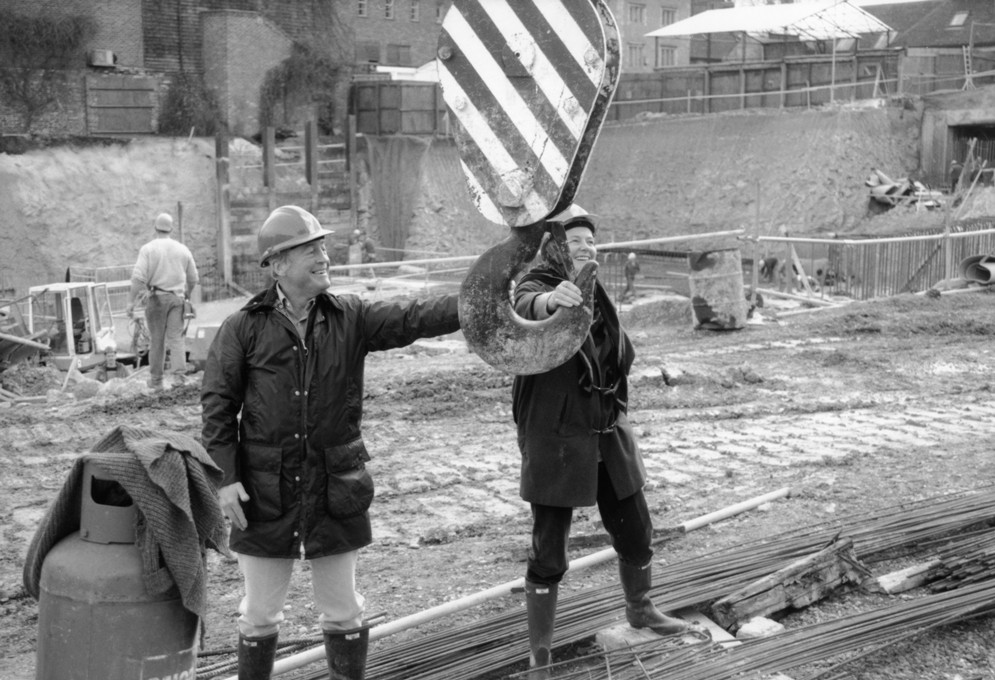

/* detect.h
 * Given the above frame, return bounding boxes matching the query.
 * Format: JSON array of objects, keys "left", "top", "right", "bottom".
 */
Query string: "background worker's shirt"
[{"left": 132, "top": 237, "right": 199, "bottom": 296}]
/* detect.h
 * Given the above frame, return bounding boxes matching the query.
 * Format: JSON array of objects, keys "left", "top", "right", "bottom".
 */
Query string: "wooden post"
[
  {"left": 176, "top": 201, "right": 184, "bottom": 244},
  {"left": 215, "top": 131, "right": 232, "bottom": 289},
  {"left": 703, "top": 68, "right": 711, "bottom": 114},
  {"left": 943, "top": 199, "right": 953, "bottom": 281},
  {"left": 711, "top": 536, "right": 872, "bottom": 631},
  {"left": 263, "top": 127, "right": 276, "bottom": 212},
  {"left": 348, "top": 114, "right": 359, "bottom": 232},
  {"left": 740, "top": 65, "right": 746, "bottom": 109},
  {"left": 305, "top": 119, "right": 319, "bottom": 213}
]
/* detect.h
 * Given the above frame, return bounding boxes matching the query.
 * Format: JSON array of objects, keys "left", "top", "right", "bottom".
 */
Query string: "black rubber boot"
[
  {"left": 324, "top": 627, "right": 369, "bottom": 680},
  {"left": 525, "top": 581, "right": 558, "bottom": 680},
  {"left": 238, "top": 632, "right": 278, "bottom": 680},
  {"left": 619, "top": 560, "right": 689, "bottom": 636}
]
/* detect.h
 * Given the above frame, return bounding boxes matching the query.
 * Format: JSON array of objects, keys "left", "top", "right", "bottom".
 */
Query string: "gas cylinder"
[{"left": 36, "top": 457, "right": 199, "bottom": 680}]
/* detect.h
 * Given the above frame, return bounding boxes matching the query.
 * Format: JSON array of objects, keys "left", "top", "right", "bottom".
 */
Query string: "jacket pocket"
[
  {"left": 243, "top": 443, "right": 283, "bottom": 521},
  {"left": 324, "top": 439, "right": 374, "bottom": 519}
]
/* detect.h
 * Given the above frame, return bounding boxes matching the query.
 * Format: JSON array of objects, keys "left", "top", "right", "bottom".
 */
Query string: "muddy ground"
[{"left": 2, "top": 287, "right": 995, "bottom": 679}]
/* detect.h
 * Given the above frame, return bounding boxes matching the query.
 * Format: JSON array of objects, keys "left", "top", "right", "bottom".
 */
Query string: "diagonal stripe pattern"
[{"left": 439, "top": 0, "right": 619, "bottom": 227}]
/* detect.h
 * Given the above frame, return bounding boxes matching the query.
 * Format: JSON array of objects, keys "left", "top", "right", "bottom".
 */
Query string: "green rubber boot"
[
  {"left": 323, "top": 627, "right": 369, "bottom": 680},
  {"left": 619, "top": 560, "right": 689, "bottom": 636},
  {"left": 525, "top": 581, "right": 558, "bottom": 680},
  {"left": 237, "top": 632, "right": 278, "bottom": 680}
]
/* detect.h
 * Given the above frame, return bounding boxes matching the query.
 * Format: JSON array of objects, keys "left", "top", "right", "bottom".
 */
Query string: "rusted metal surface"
[
  {"left": 458, "top": 222, "right": 596, "bottom": 375},
  {"left": 438, "top": 0, "right": 620, "bottom": 227}
]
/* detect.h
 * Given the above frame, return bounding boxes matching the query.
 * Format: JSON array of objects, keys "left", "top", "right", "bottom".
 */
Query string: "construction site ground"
[{"left": 2, "top": 285, "right": 995, "bottom": 679}]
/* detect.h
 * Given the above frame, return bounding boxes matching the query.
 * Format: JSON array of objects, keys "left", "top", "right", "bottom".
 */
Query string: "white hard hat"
[
  {"left": 550, "top": 203, "right": 597, "bottom": 231},
  {"left": 154, "top": 213, "right": 173, "bottom": 232}
]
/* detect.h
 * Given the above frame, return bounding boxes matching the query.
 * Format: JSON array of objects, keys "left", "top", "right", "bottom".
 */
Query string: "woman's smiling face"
[{"left": 564, "top": 225, "right": 597, "bottom": 275}]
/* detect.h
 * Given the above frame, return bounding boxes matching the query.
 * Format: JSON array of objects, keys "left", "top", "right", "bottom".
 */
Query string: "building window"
[
  {"left": 657, "top": 44, "right": 676, "bottom": 67},
  {"left": 950, "top": 11, "right": 968, "bottom": 27},
  {"left": 385, "top": 0, "right": 395, "bottom": 20},
  {"left": 626, "top": 42, "right": 645, "bottom": 68},
  {"left": 387, "top": 43, "right": 412, "bottom": 66},
  {"left": 357, "top": 40, "right": 380, "bottom": 63},
  {"left": 661, "top": 7, "right": 676, "bottom": 25},
  {"left": 628, "top": 3, "right": 646, "bottom": 24},
  {"left": 411, "top": 0, "right": 421, "bottom": 21},
  {"left": 358, "top": 0, "right": 367, "bottom": 18}
]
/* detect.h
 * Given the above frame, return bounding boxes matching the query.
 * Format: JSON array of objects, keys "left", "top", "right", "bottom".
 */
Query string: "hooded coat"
[
  {"left": 201, "top": 284, "right": 459, "bottom": 558},
  {"left": 511, "top": 267, "right": 646, "bottom": 508}
]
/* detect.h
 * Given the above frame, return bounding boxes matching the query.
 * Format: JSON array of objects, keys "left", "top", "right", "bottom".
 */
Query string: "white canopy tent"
[
  {"left": 646, "top": 0, "right": 893, "bottom": 42},
  {"left": 645, "top": 0, "right": 894, "bottom": 101}
]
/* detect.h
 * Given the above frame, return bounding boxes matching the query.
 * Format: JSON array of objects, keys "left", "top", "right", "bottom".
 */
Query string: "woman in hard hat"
[{"left": 510, "top": 205, "right": 689, "bottom": 679}]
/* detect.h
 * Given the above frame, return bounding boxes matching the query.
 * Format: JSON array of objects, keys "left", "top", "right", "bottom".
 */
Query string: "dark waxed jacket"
[
  {"left": 512, "top": 269, "right": 646, "bottom": 508},
  {"left": 201, "top": 284, "right": 460, "bottom": 558}
]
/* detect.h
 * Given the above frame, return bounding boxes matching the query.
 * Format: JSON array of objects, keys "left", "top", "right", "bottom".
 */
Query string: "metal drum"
[
  {"left": 36, "top": 458, "right": 199, "bottom": 680},
  {"left": 688, "top": 249, "right": 748, "bottom": 330}
]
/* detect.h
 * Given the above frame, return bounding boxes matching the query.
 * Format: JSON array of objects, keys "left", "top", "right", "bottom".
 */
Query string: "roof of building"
[
  {"left": 886, "top": 0, "right": 995, "bottom": 48},
  {"left": 860, "top": 0, "right": 942, "bottom": 37},
  {"left": 647, "top": 0, "right": 893, "bottom": 41}
]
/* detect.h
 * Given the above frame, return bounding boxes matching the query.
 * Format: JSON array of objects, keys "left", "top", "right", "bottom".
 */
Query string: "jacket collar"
[{"left": 243, "top": 283, "right": 343, "bottom": 314}]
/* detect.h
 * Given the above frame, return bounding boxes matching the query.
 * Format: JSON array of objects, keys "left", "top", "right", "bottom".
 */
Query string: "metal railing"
[{"left": 755, "top": 222, "right": 995, "bottom": 300}]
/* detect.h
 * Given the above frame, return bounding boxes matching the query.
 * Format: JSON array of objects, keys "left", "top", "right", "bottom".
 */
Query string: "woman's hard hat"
[{"left": 549, "top": 203, "right": 597, "bottom": 232}]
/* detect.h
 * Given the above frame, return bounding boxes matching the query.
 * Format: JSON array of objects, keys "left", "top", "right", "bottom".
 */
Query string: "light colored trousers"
[
  {"left": 236, "top": 551, "right": 365, "bottom": 638},
  {"left": 145, "top": 292, "right": 186, "bottom": 383}
]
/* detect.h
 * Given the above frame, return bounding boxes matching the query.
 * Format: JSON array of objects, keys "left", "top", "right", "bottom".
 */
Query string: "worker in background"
[
  {"left": 621, "top": 252, "right": 640, "bottom": 302},
  {"left": 127, "top": 212, "right": 199, "bottom": 391},
  {"left": 509, "top": 205, "right": 689, "bottom": 679},
  {"left": 950, "top": 159, "right": 963, "bottom": 193},
  {"left": 201, "top": 205, "right": 460, "bottom": 680}
]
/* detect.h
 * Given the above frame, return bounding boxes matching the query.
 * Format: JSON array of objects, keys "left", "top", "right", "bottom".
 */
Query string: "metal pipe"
[
  {"left": 328, "top": 255, "right": 477, "bottom": 274},
  {"left": 598, "top": 229, "right": 745, "bottom": 251},
  {"left": 759, "top": 228, "right": 995, "bottom": 247}
]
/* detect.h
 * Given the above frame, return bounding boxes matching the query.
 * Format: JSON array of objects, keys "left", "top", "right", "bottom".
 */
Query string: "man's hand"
[
  {"left": 545, "top": 281, "right": 583, "bottom": 312},
  {"left": 126, "top": 305, "right": 135, "bottom": 319},
  {"left": 218, "top": 482, "right": 250, "bottom": 530}
]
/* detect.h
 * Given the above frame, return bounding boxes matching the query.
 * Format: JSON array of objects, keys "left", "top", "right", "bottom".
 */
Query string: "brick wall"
[
  {"left": 0, "top": 71, "right": 87, "bottom": 136},
  {"left": 3, "top": 0, "right": 143, "bottom": 67},
  {"left": 349, "top": 0, "right": 448, "bottom": 67},
  {"left": 143, "top": 0, "right": 203, "bottom": 72},
  {"left": 201, "top": 11, "right": 294, "bottom": 137}
]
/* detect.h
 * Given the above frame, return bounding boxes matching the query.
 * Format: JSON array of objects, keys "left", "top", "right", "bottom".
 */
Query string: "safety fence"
[
  {"left": 139, "top": 221, "right": 995, "bottom": 315},
  {"left": 595, "top": 222, "right": 995, "bottom": 306},
  {"left": 755, "top": 222, "right": 995, "bottom": 300}
]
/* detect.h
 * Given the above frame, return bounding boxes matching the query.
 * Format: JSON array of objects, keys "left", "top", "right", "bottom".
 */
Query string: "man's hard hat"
[
  {"left": 257, "top": 205, "right": 333, "bottom": 267},
  {"left": 154, "top": 213, "right": 173, "bottom": 232},
  {"left": 627, "top": 252, "right": 636, "bottom": 260},
  {"left": 549, "top": 203, "right": 597, "bottom": 232}
]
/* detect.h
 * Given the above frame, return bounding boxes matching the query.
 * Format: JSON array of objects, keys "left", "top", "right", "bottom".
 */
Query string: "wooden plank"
[
  {"left": 870, "top": 558, "right": 943, "bottom": 594},
  {"left": 710, "top": 536, "right": 872, "bottom": 631}
]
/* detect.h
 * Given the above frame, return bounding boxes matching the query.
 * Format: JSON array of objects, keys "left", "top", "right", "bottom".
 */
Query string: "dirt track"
[{"left": 3, "top": 289, "right": 995, "bottom": 679}]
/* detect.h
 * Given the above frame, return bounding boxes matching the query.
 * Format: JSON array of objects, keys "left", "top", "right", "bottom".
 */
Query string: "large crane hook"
[
  {"left": 439, "top": 0, "right": 620, "bottom": 374},
  {"left": 458, "top": 219, "right": 598, "bottom": 375}
]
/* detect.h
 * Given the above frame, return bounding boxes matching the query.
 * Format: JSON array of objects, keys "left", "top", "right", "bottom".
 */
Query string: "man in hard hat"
[
  {"left": 511, "top": 205, "right": 689, "bottom": 679},
  {"left": 201, "top": 205, "right": 460, "bottom": 680},
  {"left": 127, "top": 212, "right": 199, "bottom": 390}
]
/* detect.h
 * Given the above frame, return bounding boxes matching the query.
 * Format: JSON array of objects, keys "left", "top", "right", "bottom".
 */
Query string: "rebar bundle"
[
  {"left": 208, "top": 486, "right": 995, "bottom": 680},
  {"left": 929, "top": 526, "right": 995, "bottom": 591}
]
